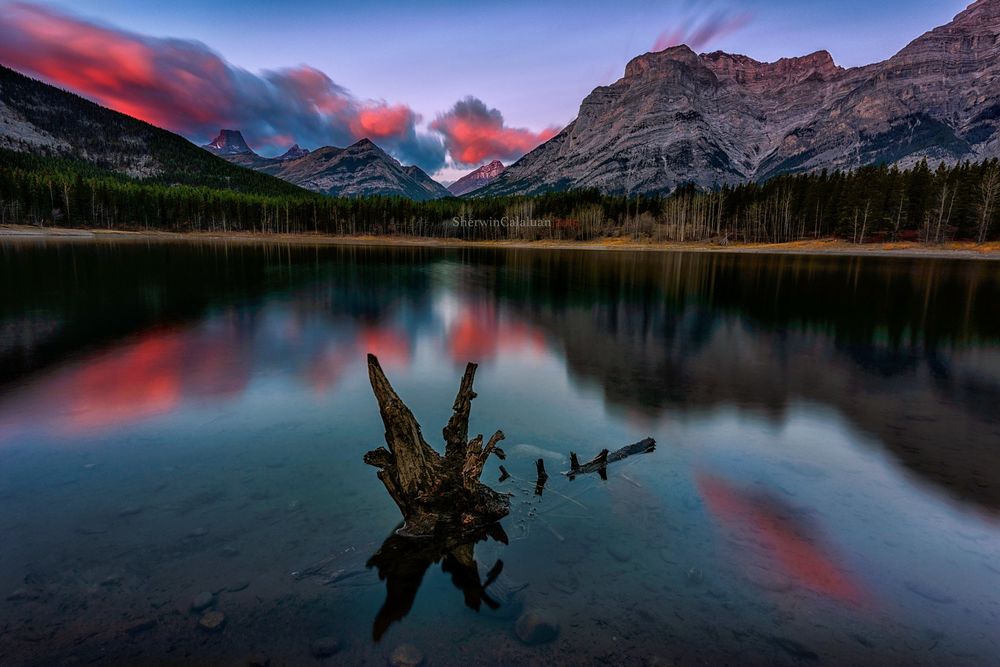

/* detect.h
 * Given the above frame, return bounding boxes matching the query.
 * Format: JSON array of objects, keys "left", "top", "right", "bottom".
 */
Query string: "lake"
[{"left": 1, "top": 240, "right": 998, "bottom": 666}]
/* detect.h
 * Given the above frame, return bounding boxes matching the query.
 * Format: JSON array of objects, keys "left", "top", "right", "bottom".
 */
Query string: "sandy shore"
[{"left": 2, "top": 224, "right": 999, "bottom": 260}]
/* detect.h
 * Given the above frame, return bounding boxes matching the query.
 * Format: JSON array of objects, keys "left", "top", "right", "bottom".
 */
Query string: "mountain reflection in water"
[{"left": 0, "top": 241, "right": 998, "bottom": 665}]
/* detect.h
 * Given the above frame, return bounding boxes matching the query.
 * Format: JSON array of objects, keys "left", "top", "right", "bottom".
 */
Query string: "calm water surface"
[{"left": 1, "top": 241, "right": 999, "bottom": 666}]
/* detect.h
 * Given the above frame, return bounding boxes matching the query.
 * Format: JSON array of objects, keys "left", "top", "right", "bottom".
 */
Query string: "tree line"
[{"left": 1, "top": 148, "right": 997, "bottom": 243}]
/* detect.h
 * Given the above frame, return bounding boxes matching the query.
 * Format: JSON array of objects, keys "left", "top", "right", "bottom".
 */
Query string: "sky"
[{"left": 0, "top": 0, "right": 972, "bottom": 181}]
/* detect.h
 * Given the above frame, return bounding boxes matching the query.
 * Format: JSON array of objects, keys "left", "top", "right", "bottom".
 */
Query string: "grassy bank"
[{"left": 3, "top": 224, "right": 999, "bottom": 260}]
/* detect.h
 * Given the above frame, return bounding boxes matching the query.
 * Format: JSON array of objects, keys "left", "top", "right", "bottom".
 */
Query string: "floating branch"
[
  {"left": 565, "top": 437, "right": 656, "bottom": 480},
  {"left": 364, "top": 354, "right": 510, "bottom": 536},
  {"left": 535, "top": 458, "right": 549, "bottom": 496}
]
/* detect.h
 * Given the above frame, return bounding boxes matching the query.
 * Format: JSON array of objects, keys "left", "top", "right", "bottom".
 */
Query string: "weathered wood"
[
  {"left": 535, "top": 458, "right": 549, "bottom": 496},
  {"left": 442, "top": 363, "right": 478, "bottom": 462},
  {"left": 365, "top": 354, "right": 510, "bottom": 536},
  {"left": 565, "top": 437, "right": 656, "bottom": 479}
]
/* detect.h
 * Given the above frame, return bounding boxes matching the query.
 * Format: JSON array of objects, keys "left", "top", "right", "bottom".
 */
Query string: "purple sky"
[{"left": 0, "top": 0, "right": 972, "bottom": 180}]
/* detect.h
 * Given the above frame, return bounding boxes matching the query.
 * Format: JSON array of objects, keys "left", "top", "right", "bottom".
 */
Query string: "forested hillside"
[
  {"left": 0, "top": 66, "right": 305, "bottom": 197},
  {"left": 1, "top": 148, "right": 997, "bottom": 243}
]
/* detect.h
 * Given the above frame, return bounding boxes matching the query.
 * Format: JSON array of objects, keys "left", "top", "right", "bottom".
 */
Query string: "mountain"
[
  {"left": 0, "top": 65, "right": 305, "bottom": 196},
  {"left": 278, "top": 144, "right": 310, "bottom": 160},
  {"left": 447, "top": 160, "right": 505, "bottom": 196},
  {"left": 203, "top": 129, "right": 255, "bottom": 156},
  {"left": 481, "top": 0, "right": 1000, "bottom": 196},
  {"left": 402, "top": 164, "right": 453, "bottom": 200},
  {"left": 210, "top": 134, "right": 450, "bottom": 200}
]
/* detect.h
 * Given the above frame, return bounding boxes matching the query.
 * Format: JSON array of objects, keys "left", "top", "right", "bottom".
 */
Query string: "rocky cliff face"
[
  {"left": 252, "top": 138, "right": 448, "bottom": 200},
  {"left": 203, "top": 129, "right": 255, "bottom": 156},
  {"left": 481, "top": 0, "right": 1000, "bottom": 196},
  {"left": 447, "top": 160, "right": 505, "bottom": 196}
]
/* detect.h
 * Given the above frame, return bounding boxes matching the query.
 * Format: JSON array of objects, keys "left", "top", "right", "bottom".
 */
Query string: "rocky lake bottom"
[{"left": 1, "top": 242, "right": 998, "bottom": 665}]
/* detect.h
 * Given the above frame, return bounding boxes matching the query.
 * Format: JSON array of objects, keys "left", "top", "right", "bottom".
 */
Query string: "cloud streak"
[
  {"left": 0, "top": 2, "right": 447, "bottom": 171},
  {"left": 431, "top": 97, "right": 560, "bottom": 167},
  {"left": 653, "top": 3, "right": 753, "bottom": 53}
]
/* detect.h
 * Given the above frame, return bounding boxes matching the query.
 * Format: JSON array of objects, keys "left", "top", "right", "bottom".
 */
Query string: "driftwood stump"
[
  {"left": 565, "top": 437, "right": 656, "bottom": 480},
  {"left": 364, "top": 354, "right": 510, "bottom": 536}
]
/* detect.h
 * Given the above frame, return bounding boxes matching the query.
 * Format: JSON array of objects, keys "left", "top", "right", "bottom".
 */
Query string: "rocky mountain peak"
[
  {"left": 623, "top": 45, "right": 701, "bottom": 79},
  {"left": 478, "top": 160, "right": 505, "bottom": 177},
  {"left": 479, "top": 0, "right": 1000, "bottom": 198},
  {"left": 278, "top": 143, "right": 309, "bottom": 161},
  {"left": 955, "top": 0, "right": 1000, "bottom": 23},
  {"left": 447, "top": 160, "right": 506, "bottom": 196},
  {"left": 203, "top": 129, "right": 254, "bottom": 155},
  {"left": 702, "top": 50, "right": 842, "bottom": 90}
]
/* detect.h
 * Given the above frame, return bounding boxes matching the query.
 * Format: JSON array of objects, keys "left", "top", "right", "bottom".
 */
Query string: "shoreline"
[{"left": 2, "top": 224, "right": 999, "bottom": 260}]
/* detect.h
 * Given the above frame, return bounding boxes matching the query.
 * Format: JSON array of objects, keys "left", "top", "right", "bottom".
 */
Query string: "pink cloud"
[
  {"left": 0, "top": 2, "right": 445, "bottom": 169},
  {"left": 653, "top": 7, "right": 753, "bottom": 53},
  {"left": 431, "top": 97, "right": 560, "bottom": 167},
  {"left": 350, "top": 104, "right": 418, "bottom": 140}
]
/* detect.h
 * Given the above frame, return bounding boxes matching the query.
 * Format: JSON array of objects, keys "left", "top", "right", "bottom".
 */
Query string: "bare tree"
[
  {"left": 858, "top": 200, "right": 871, "bottom": 245},
  {"left": 933, "top": 182, "right": 954, "bottom": 244},
  {"left": 977, "top": 164, "right": 1000, "bottom": 243},
  {"left": 623, "top": 158, "right": 640, "bottom": 240}
]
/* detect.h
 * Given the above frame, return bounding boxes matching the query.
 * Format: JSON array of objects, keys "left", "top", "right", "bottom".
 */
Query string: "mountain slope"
[
  {"left": 210, "top": 135, "right": 449, "bottom": 200},
  {"left": 402, "top": 164, "right": 452, "bottom": 199},
  {"left": 481, "top": 0, "right": 1000, "bottom": 196},
  {"left": 0, "top": 65, "right": 306, "bottom": 196},
  {"left": 447, "top": 160, "right": 505, "bottom": 196},
  {"left": 203, "top": 129, "right": 255, "bottom": 156}
]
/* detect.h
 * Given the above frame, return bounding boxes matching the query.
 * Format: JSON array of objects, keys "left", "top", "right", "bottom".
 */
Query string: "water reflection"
[
  {"left": 367, "top": 523, "right": 509, "bottom": 641},
  {"left": 1, "top": 241, "right": 999, "bottom": 664},
  {"left": 4, "top": 244, "right": 996, "bottom": 514},
  {"left": 697, "top": 471, "right": 867, "bottom": 607},
  {"left": 0, "top": 320, "right": 252, "bottom": 440}
]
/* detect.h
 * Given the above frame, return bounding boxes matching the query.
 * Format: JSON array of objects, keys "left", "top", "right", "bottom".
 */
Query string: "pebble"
[
  {"left": 198, "top": 610, "right": 226, "bottom": 632},
  {"left": 904, "top": 581, "right": 955, "bottom": 604},
  {"left": 6, "top": 588, "right": 39, "bottom": 601},
  {"left": 125, "top": 618, "right": 157, "bottom": 635},
  {"left": 745, "top": 566, "right": 793, "bottom": 593},
  {"left": 607, "top": 544, "right": 632, "bottom": 563},
  {"left": 191, "top": 592, "right": 214, "bottom": 611},
  {"left": 389, "top": 643, "right": 425, "bottom": 667},
  {"left": 226, "top": 580, "right": 251, "bottom": 592},
  {"left": 310, "top": 637, "right": 342, "bottom": 658},
  {"left": 684, "top": 567, "right": 705, "bottom": 586},
  {"left": 771, "top": 636, "right": 818, "bottom": 660},
  {"left": 514, "top": 609, "right": 560, "bottom": 645},
  {"left": 550, "top": 575, "right": 578, "bottom": 595},
  {"left": 643, "top": 657, "right": 674, "bottom": 667}
]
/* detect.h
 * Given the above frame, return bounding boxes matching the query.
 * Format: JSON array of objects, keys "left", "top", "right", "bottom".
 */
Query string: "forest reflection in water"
[{"left": 0, "top": 240, "right": 998, "bottom": 665}]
